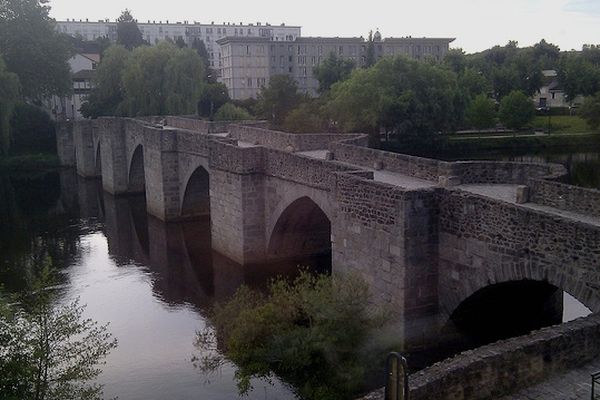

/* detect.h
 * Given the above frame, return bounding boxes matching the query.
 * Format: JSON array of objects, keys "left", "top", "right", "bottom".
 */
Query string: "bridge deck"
[
  {"left": 297, "top": 149, "right": 438, "bottom": 190},
  {"left": 457, "top": 184, "right": 600, "bottom": 227}
]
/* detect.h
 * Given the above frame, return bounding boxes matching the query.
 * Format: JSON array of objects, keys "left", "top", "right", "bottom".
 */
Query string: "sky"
[{"left": 48, "top": 0, "right": 600, "bottom": 53}]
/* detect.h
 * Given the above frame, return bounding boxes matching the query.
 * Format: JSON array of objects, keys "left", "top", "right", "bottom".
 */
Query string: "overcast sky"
[{"left": 49, "top": 0, "right": 600, "bottom": 53}]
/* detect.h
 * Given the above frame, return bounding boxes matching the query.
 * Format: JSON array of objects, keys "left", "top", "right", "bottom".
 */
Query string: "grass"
[
  {"left": 532, "top": 115, "right": 593, "bottom": 134},
  {"left": 0, "top": 154, "right": 60, "bottom": 171}
]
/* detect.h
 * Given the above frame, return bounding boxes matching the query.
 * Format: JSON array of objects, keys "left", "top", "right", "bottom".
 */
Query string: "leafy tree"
[
  {"left": 283, "top": 101, "right": 327, "bottom": 133},
  {"left": 164, "top": 48, "right": 205, "bottom": 115},
  {"left": 580, "top": 92, "right": 600, "bottom": 130},
  {"left": 257, "top": 75, "right": 301, "bottom": 127},
  {"left": 116, "top": 9, "right": 144, "bottom": 50},
  {"left": 465, "top": 94, "right": 496, "bottom": 130},
  {"left": 558, "top": 54, "right": 600, "bottom": 102},
  {"left": 443, "top": 48, "right": 467, "bottom": 74},
  {"left": 197, "top": 82, "right": 230, "bottom": 119},
  {"left": 191, "top": 38, "right": 212, "bottom": 81},
  {"left": 9, "top": 103, "right": 55, "bottom": 155},
  {"left": 498, "top": 90, "right": 536, "bottom": 130},
  {"left": 533, "top": 39, "right": 560, "bottom": 69},
  {"left": 0, "top": 0, "right": 72, "bottom": 99},
  {"left": 313, "top": 52, "right": 355, "bottom": 93},
  {"left": 327, "top": 56, "right": 458, "bottom": 143},
  {"left": 365, "top": 30, "right": 376, "bottom": 68},
  {"left": 80, "top": 45, "right": 131, "bottom": 118},
  {"left": 213, "top": 102, "right": 252, "bottom": 121},
  {"left": 0, "top": 264, "right": 117, "bottom": 400},
  {"left": 174, "top": 36, "right": 186, "bottom": 49},
  {"left": 0, "top": 55, "right": 20, "bottom": 156},
  {"left": 193, "top": 271, "right": 389, "bottom": 400}
]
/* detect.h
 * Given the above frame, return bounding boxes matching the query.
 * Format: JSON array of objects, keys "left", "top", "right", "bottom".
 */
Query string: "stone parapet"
[
  {"left": 359, "top": 313, "right": 600, "bottom": 400},
  {"left": 529, "top": 178, "right": 600, "bottom": 219}
]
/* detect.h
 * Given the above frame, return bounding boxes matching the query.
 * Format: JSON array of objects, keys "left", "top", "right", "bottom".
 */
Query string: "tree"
[
  {"left": 257, "top": 75, "right": 301, "bottom": 127},
  {"left": 313, "top": 52, "right": 355, "bottom": 93},
  {"left": 558, "top": 54, "right": 600, "bottom": 102},
  {"left": 191, "top": 38, "right": 212, "bottom": 81},
  {"left": 365, "top": 30, "right": 376, "bottom": 68},
  {"left": 0, "top": 55, "right": 20, "bottom": 156},
  {"left": 0, "top": 265, "right": 117, "bottom": 400},
  {"left": 498, "top": 90, "right": 536, "bottom": 130},
  {"left": 193, "top": 271, "right": 389, "bottom": 400},
  {"left": 465, "top": 94, "right": 496, "bottom": 130},
  {"left": 283, "top": 101, "right": 327, "bottom": 133},
  {"left": 580, "top": 92, "right": 600, "bottom": 130},
  {"left": 0, "top": 0, "right": 72, "bottom": 99},
  {"left": 80, "top": 45, "right": 131, "bottom": 118},
  {"left": 326, "top": 56, "right": 458, "bottom": 142},
  {"left": 197, "top": 82, "right": 230, "bottom": 119},
  {"left": 444, "top": 48, "right": 467, "bottom": 74},
  {"left": 164, "top": 48, "right": 205, "bottom": 115},
  {"left": 213, "top": 103, "right": 252, "bottom": 121},
  {"left": 116, "top": 9, "right": 144, "bottom": 50},
  {"left": 174, "top": 37, "right": 186, "bottom": 49}
]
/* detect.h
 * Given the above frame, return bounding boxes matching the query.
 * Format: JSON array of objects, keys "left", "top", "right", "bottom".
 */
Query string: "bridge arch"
[
  {"left": 128, "top": 145, "right": 146, "bottom": 194},
  {"left": 181, "top": 166, "right": 211, "bottom": 218},
  {"left": 267, "top": 196, "right": 332, "bottom": 263}
]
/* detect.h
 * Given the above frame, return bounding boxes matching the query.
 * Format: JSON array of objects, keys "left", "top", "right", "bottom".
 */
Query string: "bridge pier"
[{"left": 73, "top": 120, "right": 97, "bottom": 178}]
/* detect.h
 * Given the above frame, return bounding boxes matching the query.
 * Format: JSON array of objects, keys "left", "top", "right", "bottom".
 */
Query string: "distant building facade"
[
  {"left": 533, "top": 69, "right": 584, "bottom": 109},
  {"left": 45, "top": 53, "right": 98, "bottom": 120},
  {"left": 218, "top": 33, "right": 455, "bottom": 99},
  {"left": 56, "top": 19, "right": 301, "bottom": 69}
]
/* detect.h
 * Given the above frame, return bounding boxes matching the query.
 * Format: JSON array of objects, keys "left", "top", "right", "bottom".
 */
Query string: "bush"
[
  {"left": 465, "top": 94, "right": 496, "bottom": 130},
  {"left": 193, "top": 271, "right": 390, "bottom": 400},
  {"left": 213, "top": 103, "right": 253, "bottom": 121},
  {"left": 580, "top": 92, "right": 600, "bottom": 131},
  {"left": 499, "top": 90, "right": 536, "bottom": 130},
  {"left": 9, "top": 104, "right": 56, "bottom": 155}
]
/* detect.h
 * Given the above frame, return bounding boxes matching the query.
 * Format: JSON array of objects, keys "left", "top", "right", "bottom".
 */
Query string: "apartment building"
[
  {"left": 56, "top": 19, "right": 301, "bottom": 69},
  {"left": 218, "top": 32, "right": 455, "bottom": 99}
]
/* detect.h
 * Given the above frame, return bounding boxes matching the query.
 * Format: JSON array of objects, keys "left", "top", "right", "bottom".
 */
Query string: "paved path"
[{"left": 499, "top": 358, "right": 600, "bottom": 400}]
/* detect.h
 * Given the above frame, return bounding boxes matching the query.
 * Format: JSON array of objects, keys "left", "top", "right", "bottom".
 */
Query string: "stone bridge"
[{"left": 57, "top": 116, "right": 600, "bottom": 348}]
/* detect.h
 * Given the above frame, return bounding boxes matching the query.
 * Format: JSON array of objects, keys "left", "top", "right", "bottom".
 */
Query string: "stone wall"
[
  {"left": 165, "top": 116, "right": 265, "bottom": 133},
  {"left": 332, "top": 139, "right": 442, "bottom": 181},
  {"left": 438, "top": 189, "right": 600, "bottom": 317},
  {"left": 73, "top": 120, "right": 96, "bottom": 177},
  {"left": 448, "top": 161, "right": 565, "bottom": 185},
  {"left": 229, "top": 124, "right": 364, "bottom": 152},
  {"left": 360, "top": 313, "right": 600, "bottom": 400},
  {"left": 530, "top": 178, "right": 600, "bottom": 219}
]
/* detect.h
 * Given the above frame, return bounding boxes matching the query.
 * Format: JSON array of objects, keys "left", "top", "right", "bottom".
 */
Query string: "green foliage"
[
  {"left": 0, "top": 263, "right": 117, "bottom": 400},
  {"left": 116, "top": 9, "right": 144, "bottom": 50},
  {"left": 0, "top": 0, "right": 72, "bottom": 99},
  {"left": 327, "top": 56, "right": 458, "bottom": 142},
  {"left": 499, "top": 90, "right": 536, "bottom": 130},
  {"left": 558, "top": 54, "right": 600, "bottom": 102},
  {"left": 80, "top": 45, "right": 130, "bottom": 118},
  {"left": 580, "top": 92, "right": 600, "bottom": 130},
  {"left": 365, "top": 31, "right": 376, "bottom": 68},
  {"left": 83, "top": 42, "right": 205, "bottom": 117},
  {"left": 9, "top": 103, "right": 55, "bottom": 155},
  {"left": 213, "top": 102, "right": 252, "bottom": 121},
  {"left": 465, "top": 94, "right": 496, "bottom": 130},
  {"left": 197, "top": 82, "right": 230, "bottom": 119},
  {"left": 0, "top": 55, "right": 20, "bottom": 156},
  {"left": 257, "top": 75, "right": 301, "bottom": 127},
  {"left": 194, "top": 271, "right": 388, "bottom": 400},
  {"left": 283, "top": 100, "right": 327, "bottom": 133},
  {"left": 313, "top": 52, "right": 355, "bottom": 93}
]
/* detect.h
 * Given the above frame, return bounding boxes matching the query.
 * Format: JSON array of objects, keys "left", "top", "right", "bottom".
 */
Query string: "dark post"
[{"left": 385, "top": 352, "right": 409, "bottom": 400}]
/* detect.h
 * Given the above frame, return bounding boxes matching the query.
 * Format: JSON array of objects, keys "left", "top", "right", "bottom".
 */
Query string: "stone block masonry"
[{"left": 60, "top": 116, "right": 600, "bottom": 398}]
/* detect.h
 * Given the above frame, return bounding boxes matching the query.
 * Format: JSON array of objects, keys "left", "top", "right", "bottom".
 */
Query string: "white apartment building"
[{"left": 56, "top": 19, "right": 301, "bottom": 69}]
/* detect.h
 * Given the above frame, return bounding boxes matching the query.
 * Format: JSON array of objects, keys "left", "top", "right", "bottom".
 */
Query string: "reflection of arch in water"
[
  {"left": 127, "top": 145, "right": 146, "bottom": 194},
  {"left": 95, "top": 142, "right": 103, "bottom": 178},
  {"left": 180, "top": 166, "right": 210, "bottom": 218},
  {"left": 267, "top": 196, "right": 332, "bottom": 267},
  {"left": 447, "top": 279, "right": 591, "bottom": 347}
]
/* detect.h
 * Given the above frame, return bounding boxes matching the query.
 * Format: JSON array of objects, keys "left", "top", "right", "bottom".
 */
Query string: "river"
[{"left": 0, "top": 146, "right": 595, "bottom": 399}]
